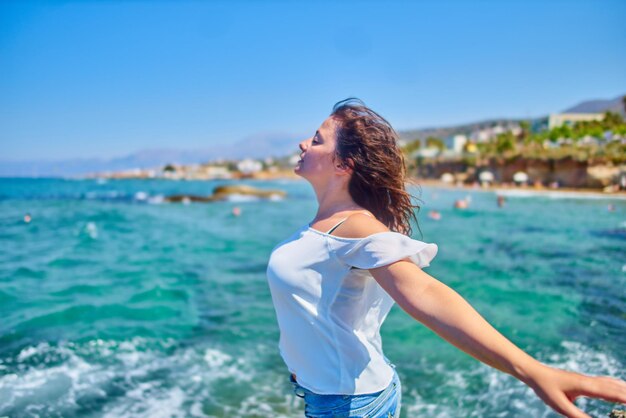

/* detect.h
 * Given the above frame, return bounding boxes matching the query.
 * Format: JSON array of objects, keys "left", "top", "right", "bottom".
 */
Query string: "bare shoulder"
[{"left": 333, "top": 212, "right": 390, "bottom": 239}]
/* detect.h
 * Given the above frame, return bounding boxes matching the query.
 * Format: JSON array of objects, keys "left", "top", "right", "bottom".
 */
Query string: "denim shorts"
[{"left": 288, "top": 361, "right": 402, "bottom": 418}]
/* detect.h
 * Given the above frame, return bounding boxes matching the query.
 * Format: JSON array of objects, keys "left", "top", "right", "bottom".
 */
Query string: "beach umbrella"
[
  {"left": 441, "top": 173, "right": 454, "bottom": 183},
  {"left": 479, "top": 171, "right": 494, "bottom": 183},
  {"left": 513, "top": 171, "right": 529, "bottom": 183}
]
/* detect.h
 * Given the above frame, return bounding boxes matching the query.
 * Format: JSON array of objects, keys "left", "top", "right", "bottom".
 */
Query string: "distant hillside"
[
  {"left": 398, "top": 117, "right": 534, "bottom": 142},
  {"left": 2, "top": 93, "right": 625, "bottom": 177},
  {"left": 563, "top": 94, "right": 626, "bottom": 117},
  {"left": 0, "top": 132, "right": 298, "bottom": 177},
  {"left": 398, "top": 93, "right": 626, "bottom": 142}
]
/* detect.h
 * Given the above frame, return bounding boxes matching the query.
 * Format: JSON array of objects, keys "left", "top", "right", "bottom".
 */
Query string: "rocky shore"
[{"left": 414, "top": 157, "right": 625, "bottom": 191}]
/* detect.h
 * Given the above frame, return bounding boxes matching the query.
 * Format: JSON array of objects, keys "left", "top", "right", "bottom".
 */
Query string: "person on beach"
[{"left": 265, "top": 98, "right": 626, "bottom": 417}]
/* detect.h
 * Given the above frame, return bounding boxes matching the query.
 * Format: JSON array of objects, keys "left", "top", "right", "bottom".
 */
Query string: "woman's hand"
[{"left": 523, "top": 362, "right": 626, "bottom": 418}]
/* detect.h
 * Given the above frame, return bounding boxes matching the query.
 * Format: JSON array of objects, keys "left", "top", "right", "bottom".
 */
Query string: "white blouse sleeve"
[{"left": 329, "top": 232, "right": 438, "bottom": 269}]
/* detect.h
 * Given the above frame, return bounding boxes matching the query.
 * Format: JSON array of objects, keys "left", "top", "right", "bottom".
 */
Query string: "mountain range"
[
  {"left": 1, "top": 94, "right": 624, "bottom": 177},
  {"left": 398, "top": 94, "right": 626, "bottom": 142},
  {"left": 0, "top": 132, "right": 298, "bottom": 177}
]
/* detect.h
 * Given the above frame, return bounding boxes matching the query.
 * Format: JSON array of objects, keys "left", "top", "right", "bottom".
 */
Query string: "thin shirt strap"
[
  {"left": 325, "top": 210, "right": 374, "bottom": 234},
  {"left": 325, "top": 217, "right": 349, "bottom": 234}
]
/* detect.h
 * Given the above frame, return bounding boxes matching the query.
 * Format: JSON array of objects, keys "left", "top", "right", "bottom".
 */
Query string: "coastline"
[
  {"left": 414, "top": 178, "right": 626, "bottom": 199},
  {"left": 62, "top": 168, "right": 626, "bottom": 200},
  {"left": 232, "top": 170, "right": 626, "bottom": 200},
  {"left": 249, "top": 172, "right": 626, "bottom": 199}
]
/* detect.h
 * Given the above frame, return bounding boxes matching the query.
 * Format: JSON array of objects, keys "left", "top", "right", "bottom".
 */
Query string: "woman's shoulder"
[
  {"left": 332, "top": 211, "right": 390, "bottom": 239},
  {"left": 328, "top": 212, "right": 438, "bottom": 269}
]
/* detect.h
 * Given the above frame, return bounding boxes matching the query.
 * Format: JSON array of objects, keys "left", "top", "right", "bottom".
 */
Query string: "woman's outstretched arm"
[{"left": 370, "top": 259, "right": 626, "bottom": 418}]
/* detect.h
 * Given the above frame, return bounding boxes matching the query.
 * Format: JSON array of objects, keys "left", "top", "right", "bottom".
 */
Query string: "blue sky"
[{"left": 1, "top": 0, "right": 625, "bottom": 160}]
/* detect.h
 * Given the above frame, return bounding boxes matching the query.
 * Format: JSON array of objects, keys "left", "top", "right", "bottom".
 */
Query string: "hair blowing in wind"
[{"left": 330, "top": 98, "right": 421, "bottom": 236}]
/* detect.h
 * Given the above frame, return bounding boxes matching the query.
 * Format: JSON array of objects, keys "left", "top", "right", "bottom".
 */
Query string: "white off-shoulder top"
[{"left": 266, "top": 221, "right": 438, "bottom": 395}]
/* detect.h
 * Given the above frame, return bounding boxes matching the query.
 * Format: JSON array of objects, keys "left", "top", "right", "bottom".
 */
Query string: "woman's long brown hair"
[{"left": 330, "top": 98, "right": 421, "bottom": 236}]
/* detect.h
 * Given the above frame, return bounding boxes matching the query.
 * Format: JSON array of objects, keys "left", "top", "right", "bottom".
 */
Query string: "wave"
[
  {"left": 402, "top": 340, "right": 624, "bottom": 417},
  {"left": 1, "top": 337, "right": 621, "bottom": 417},
  {"left": 0, "top": 338, "right": 295, "bottom": 418},
  {"left": 496, "top": 189, "right": 626, "bottom": 200},
  {"left": 0, "top": 190, "right": 166, "bottom": 205}
]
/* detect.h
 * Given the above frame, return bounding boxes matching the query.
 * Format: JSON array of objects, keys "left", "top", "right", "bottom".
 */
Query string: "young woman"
[{"left": 265, "top": 99, "right": 626, "bottom": 417}]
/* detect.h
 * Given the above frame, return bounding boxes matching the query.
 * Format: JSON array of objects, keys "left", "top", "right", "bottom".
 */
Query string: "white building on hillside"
[
  {"left": 548, "top": 113, "right": 604, "bottom": 129},
  {"left": 237, "top": 158, "right": 263, "bottom": 174},
  {"left": 444, "top": 134, "right": 467, "bottom": 153},
  {"left": 470, "top": 128, "right": 496, "bottom": 143},
  {"left": 411, "top": 148, "right": 440, "bottom": 158}
]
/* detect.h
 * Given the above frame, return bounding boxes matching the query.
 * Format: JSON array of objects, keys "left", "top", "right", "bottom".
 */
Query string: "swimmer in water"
[
  {"left": 453, "top": 199, "right": 469, "bottom": 209},
  {"left": 24, "top": 213, "right": 32, "bottom": 223},
  {"left": 428, "top": 210, "right": 441, "bottom": 220},
  {"left": 232, "top": 206, "right": 242, "bottom": 216}
]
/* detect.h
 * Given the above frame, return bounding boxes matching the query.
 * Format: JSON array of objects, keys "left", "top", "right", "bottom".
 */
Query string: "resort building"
[
  {"left": 444, "top": 134, "right": 468, "bottom": 153},
  {"left": 237, "top": 158, "right": 263, "bottom": 175},
  {"left": 548, "top": 113, "right": 604, "bottom": 129}
]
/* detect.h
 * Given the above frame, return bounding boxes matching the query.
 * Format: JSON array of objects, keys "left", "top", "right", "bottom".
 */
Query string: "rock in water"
[
  {"left": 164, "top": 194, "right": 217, "bottom": 203},
  {"left": 164, "top": 184, "right": 287, "bottom": 203},
  {"left": 211, "top": 184, "right": 286, "bottom": 199}
]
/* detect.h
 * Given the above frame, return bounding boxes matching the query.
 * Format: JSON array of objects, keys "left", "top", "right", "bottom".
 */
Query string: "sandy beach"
[
  {"left": 412, "top": 178, "right": 626, "bottom": 199},
  {"left": 250, "top": 171, "right": 626, "bottom": 200}
]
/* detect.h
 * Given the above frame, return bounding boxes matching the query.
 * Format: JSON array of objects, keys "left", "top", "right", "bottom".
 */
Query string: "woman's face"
[{"left": 295, "top": 117, "right": 343, "bottom": 181}]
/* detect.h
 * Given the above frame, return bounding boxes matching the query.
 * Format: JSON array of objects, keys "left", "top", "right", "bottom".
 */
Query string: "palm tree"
[
  {"left": 519, "top": 120, "right": 531, "bottom": 144},
  {"left": 425, "top": 136, "right": 445, "bottom": 151}
]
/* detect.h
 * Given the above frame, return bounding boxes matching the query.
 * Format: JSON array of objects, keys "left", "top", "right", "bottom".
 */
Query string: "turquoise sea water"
[{"left": 0, "top": 178, "right": 624, "bottom": 417}]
